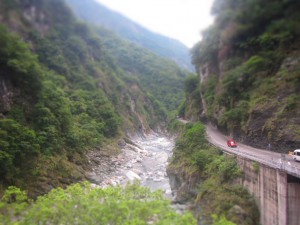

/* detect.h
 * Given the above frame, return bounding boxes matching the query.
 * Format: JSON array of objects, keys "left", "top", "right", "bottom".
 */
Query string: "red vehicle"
[{"left": 227, "top": 139, "right": 237, "bottom": 148}]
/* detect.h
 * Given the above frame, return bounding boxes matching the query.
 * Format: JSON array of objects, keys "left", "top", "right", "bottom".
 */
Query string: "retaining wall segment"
[{"left": 236, "top": 156, "right": 300, "bottom": 225}]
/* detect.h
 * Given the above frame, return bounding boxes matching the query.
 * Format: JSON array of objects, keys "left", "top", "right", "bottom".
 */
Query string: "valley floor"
[{"left": 85, "top": 133, "right": 175, "bottom": 196}]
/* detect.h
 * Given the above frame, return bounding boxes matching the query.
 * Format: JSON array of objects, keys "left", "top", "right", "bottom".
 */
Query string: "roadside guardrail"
[{"left": 206, "top": 133, "right": 300, "bottom": 179}]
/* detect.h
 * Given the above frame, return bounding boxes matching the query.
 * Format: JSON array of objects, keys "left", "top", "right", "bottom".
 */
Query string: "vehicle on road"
[
  {"left": 292, "top": 149, "right": 300, "bottom": 161},
  {"left": 227, "top": 139, "right": 237, "bottom": 148}
]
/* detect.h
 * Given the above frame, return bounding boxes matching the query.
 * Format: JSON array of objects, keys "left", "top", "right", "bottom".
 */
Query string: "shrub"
[
  {"left": 212, "top": 214, "right": 237, "bottom": 225},
  {"left": 252, "top": 162, "right": 259, "bottom": 174},
  {"left": 0, "top": 183, "right": 197, "bottom": 225},
  {"left": 183, "top": 123, "right": 207, "bottom": 148},
  {"left": 0, "top": 119, "right": 40, "bottom": 179}
]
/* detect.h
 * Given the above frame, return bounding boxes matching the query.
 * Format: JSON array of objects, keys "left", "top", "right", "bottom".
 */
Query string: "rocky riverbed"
[{"left": 85, "top": 133, "right": 175, "bottom": 197}]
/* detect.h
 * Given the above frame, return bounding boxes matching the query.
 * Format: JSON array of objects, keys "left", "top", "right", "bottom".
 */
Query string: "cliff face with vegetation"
[
  {"left": 190, "top": 0, "right": 300, "bottom": 152},
  {"left": 0, "top": 0, "right": 188, "bottom": 195}
]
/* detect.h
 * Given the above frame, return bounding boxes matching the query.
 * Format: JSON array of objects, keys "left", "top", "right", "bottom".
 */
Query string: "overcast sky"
[{"left": 95, "top": 0, "right": 215, "bottom": 48}]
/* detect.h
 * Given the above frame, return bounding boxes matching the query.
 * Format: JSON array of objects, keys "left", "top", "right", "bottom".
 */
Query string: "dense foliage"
[
  {"left": 64, "top": 0, "right": 193, "bottom": 112},
  {"left": 0, "top": 182, "right": 196, "bottom": 224},
  {"left": 190, "top": 0, "right": 300, "bottom": 150},
  {"left": 0, "top": 0, "right": 186, "bottom": 194},
  {"left": 169, "top": 123, "right": 259, "bottom": 225},
  {"left": 97, "top": 30, "right": 188, "bottom": 112},
  {"left": 177, "top": 74, "right": 202, "bottom": 119},
  {"left": 0, "top": 24, "right": 121, "bottom": 184}
]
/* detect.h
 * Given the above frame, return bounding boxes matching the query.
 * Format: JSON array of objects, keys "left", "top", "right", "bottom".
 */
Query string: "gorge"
[{"left": 0, "top": 0, "right": 299, "bottom": 224}]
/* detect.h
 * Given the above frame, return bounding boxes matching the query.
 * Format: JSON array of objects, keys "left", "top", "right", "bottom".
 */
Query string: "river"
[
  {"left": 85, "top": 132, "right": 191, "bottom": 215},
  {"left": 86, "top": 133, "right": 175, "bottom": 198}
]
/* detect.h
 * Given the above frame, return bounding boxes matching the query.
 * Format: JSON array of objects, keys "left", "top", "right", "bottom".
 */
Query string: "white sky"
[{"left": 95, "top": 0, "right": 215, "bottom": 48}]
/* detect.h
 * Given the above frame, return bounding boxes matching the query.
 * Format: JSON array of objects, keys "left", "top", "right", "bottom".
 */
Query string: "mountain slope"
[
  {"left": 94, "top": 27, "right": 188, "bottom": 112},
  {"left": 64, "top": 0, "right": 194, "bottom": 71},
  {"left": 0, "top": 0, "right": 187, "bottom": 195},
  {"left": 189, "top": 0, "right": 300, "bottom": 152}
]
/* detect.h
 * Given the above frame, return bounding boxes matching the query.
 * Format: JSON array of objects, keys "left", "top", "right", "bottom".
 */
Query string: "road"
[{"left": 205, "top": 124, "right": 300, "bottom": 178}]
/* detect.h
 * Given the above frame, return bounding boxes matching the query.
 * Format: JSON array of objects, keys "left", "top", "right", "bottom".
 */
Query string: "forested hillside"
[
  {"left": 95, "top": 27, "right": 188, "bottom": 112},
  {"left": 189, "top": 0, "right": 300, "bottom": 151},
  {"left": 0, "top": 0, "right": 188, "bottom": 195},
  {"left": 65, "top": 0, "right": 194, "bottom": 71}
]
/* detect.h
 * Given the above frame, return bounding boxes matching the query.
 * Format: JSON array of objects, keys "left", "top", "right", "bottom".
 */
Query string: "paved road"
[{"left": 205, "top": 124, "right": 300, "bottom": 178}]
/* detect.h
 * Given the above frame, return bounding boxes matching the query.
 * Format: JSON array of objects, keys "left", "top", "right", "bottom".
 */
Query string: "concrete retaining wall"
[
  {"left": 287, "top": 183, "right": 300, "bottom": 225},
  {"left": 236, "top": 156, "right": 300, "bottom": 225}
]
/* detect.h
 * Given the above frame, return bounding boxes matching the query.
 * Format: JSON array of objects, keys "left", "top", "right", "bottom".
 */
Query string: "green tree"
[
  {"left": 0, "top": 119, "right": 40, "bottom": 180},
  {"left": 0, "top": 183, "right": 197, "bottom": 225}
]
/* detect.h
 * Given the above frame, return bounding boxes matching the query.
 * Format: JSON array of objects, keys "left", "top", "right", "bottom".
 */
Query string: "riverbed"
[{"left": 86, "top": 133, "right": 175, "bottom": 198}]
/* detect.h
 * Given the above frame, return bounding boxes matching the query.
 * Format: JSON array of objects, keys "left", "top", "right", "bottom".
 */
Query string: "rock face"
[
  {"left": 167, "top": 166, "right": 202, "bottom": 203},
  {"left": 167, "top": 165, "right": 213, "bottom": 225},
  {"left": 227, "top": 205, "right": 248, "bottom": 224},
  {"left": 194, "top": 45, "right": 300, "bottom": 152},
  {"left": 0, "top": 77, "right": 14, "bottom": 114},
  {"left": 190, "top": 0, "right": 300, "bottom": 152},
  {"left": 240, "top": 54, "right": 300, "bottom": 151}
]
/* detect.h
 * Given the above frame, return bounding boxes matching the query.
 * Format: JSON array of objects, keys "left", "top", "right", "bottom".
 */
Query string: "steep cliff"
[{"left": 190, "top": 0, "right": 300, "bottom": 152}]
